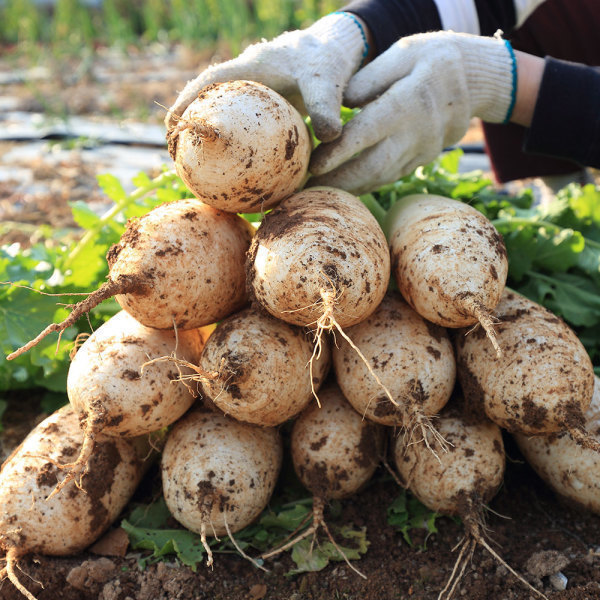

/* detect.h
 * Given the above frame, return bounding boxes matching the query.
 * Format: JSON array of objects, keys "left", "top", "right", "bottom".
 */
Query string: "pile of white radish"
[{"left": 4, "top": 81, "right": 600, "bottom": 600}]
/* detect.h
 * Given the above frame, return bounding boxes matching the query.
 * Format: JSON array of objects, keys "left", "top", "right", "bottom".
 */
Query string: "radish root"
[
  {"left": 460, "top": 296, "right": 502, "bottom": 358},
  {"left": 261, "top": 497, "right": 367, "bottom": 579},
  {"left": 46, "top": 404, "right": 107, "bottom": 500},
  {"left": 567, "top": 426, "right": 600, "bottom": 453},
  {"left": 7, "top": 275, "right": 146, "bottom": 361},
  {"left": 4, "top": 548, "right": 39, "bottom": 600},
  {"left": 440, "top": 509, "right": 547, "bottom": 600},
  {"left": 314, "top": 285, "right": 397, "bottom": 408}
]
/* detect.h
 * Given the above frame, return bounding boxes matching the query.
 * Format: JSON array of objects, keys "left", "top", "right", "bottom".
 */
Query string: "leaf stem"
[{"left": 62, "top": 169, "right": 178, "bottom": 271}]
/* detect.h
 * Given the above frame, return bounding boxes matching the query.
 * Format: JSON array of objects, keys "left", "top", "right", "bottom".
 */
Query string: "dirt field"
[{"left": 2, "top": 45, "right": 600, "bottom": 600}]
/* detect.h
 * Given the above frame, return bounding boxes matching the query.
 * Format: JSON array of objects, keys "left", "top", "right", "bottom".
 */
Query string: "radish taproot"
[
  {"left": 514, "top": 376, "right": 600, "bottom": 514},
  {"left": 161, "top": 408, "right": 282, "bottom": 566},
  {"left": 167, "top": 80, "right": 311, "bottom": 214},
  {"left": 333, "top": 292, "right": 455, "bottom": 446},
  {"left": 263, "top": 381, "right": 384, "bottom": 576},
  {"left": 55, "top": 310, "right": 211, "bottom": 496},
  {"left": 247, "top": 186, "right": 392, "bottom": 402},
  {"left": 455, "top": 290, "right": 597, "bottom": 450},
  {"left": 393, "top": 403, "right": 545, "bottom": 600},
  {"left": 197, "top": 306, "right": 331, "bottom": 426},
  {"left": 8, "top": 198, "right": 253, "bottom": 360},
  {"left": 384, "top": 194, "right": 508, "bottom": 356},
  {"left": 0, "top": 405, "right": 151, "bottom": 600}
]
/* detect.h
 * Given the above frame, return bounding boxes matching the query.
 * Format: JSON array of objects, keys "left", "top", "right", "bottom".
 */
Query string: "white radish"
[
  {"left": 167, "top": 80, "right": 311, "bottom": 214},
  {"left": 8, "top": 198, "right": 253, "bottom": 360},
  {"left": 198, "top": 306, "right": 331, "bottom": 426},
  {"left": 394, "top": 404, "right": 545, "bottom": 600},
  {"left": 161, "top": 408, "right": 282, "bottom": 566},
  {"left": 455, "top": 289, "right": 597, "bottom": 450},
  {"left": 385, "top": 194, "right": 508, "bottom": 355},
  {"left": 263, "top": 382, "right": 384, "bottom": 576},
  {"left": 248, "top": 186, "right": 391, "bottom": 402},
  {"left": 333, "top": 292, "right": 455, "bottom": 447},
  {"left": 55, "top": 310, "right": 211, "bottom": 496},
  {"left": 249, "top": 186, "right": 390, "bottom": 330},
  {"left": 0, "top": 405, "right": 151, "bottom": 600},
  {"left": 514, "top": 375, "right": 600, "bottom": 514}
]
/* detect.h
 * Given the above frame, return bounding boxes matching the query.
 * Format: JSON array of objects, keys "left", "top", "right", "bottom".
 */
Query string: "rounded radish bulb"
[
  {"left": 8, "top": 199, "right": 253, "bottom": 360},
  {"left": 262, "top": 382, "right": 383, "bottom": 576},
  {"left": 0, "top": 405, "right": 150, "bottom": 600},
  {"left": 394, "top": 403, "right": 545, "bottom": 600},
  {"left": 247, "top": 186, "right": 392, "bottom": 403},
  {"left": 385, "top": 194, "right": 508, "bottom": 356},
  {"left": 514, "top": 376, "right": 600, "bottom": 514},
  {"left": 455, "top": 290, "right": 597, "bottom": 450},
  {"left": 167, "top": 80, "right": 311, "bottom": 213},
  {"left": 55, "top": 310, "right": 210, "bottom": 496},
  {"left": 198, "top": 306, "right": 331, "bottom": 426},
  {"left": 161, "top": 409, "right": 282, "bottom": 567},
  {"left": 333, "top": 292, "right": 455, "bottom": 449}
]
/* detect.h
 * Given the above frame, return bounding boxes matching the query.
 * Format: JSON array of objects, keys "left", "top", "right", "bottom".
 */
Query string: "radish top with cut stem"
[
  {"left": 248, "top": 186, "right": 390, "bottom": 330},
  {"left": 168, "top": 80, "right": 311, "bottom": 214},
  {"left": 333, "top": 291, "right": 455, "bottom": 427},
  {"left": 199, "top": 306, "right": 331, "bottom": 426},
  {"left": 385, "top": 193, "right": 507, "bottom": 355},
  {"left": 455, "top": 289, "right": 596, "bottom": 443},
  {"left": 7, "top": 199, "right": 253, "bottom": 361}
]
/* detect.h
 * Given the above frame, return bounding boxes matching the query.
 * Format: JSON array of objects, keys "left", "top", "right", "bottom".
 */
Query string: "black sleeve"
[
  {"left": 474, "top": 0, "right": 517, "bottom": 36},
  {"left": 524, "top": 57, "right": 600, "bottom": 168},
  {"left": 342, "top": 0, "right": 521, "bottom": 55},
  {"left": 342, "top": 0, "right": 442, "bottom": 55}
]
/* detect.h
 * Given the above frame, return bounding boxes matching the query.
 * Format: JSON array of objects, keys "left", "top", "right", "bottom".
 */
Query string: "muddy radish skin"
[
  {"left": 455, "top": 290, "right": 596, "bottom": 447},
  {"left": 514, "top": 376, "right": 600, "bottom": 514},
  {"left": 248, "top": 186, "right": 390, "bottom": 330},
  {"left": 199, "top": 306, "right": 331, "bottom": 426},
  {"left": 394, "top": 406, "right": 505, "bottom": 516},
  {"left": 0, "top": 405, "right": 149, "bottom": 600},
  {"left": 68, "top": 310, "right": 210, "bottom": 438},
  {"left": 291, "top": 382, "right": 384, "bottom": 501},
  {"left": 108, "top": 198, "right": 253, "bottom": 329},
  {"left": 393, "top": 405, "right": 545, "bottom": 600},
  {"left": 333, "top": 292, "right": 455, "bottom": 427},
  {"left": 167, "top": 80, "right": 311, "bottom": 213},
  {"left": 161, "top": 409, "right": 282, "bottom": 565},
  {"left": 7, "top": 199, "right": 253, "bottom": 361},
  {"left": 262, "top": 382, "right": 384, "bottom": 574},
  {"left": 385, "top": 194, "right": 508, "bottom": 355}
]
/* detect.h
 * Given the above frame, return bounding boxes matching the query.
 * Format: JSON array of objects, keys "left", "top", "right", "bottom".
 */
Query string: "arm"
[{"left": 511, "top": 50, "right": 544, "bottom": 126}]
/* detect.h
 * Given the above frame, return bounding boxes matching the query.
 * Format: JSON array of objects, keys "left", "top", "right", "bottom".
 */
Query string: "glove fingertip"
[{"left": 310, "top": 114, "right": 343, "bottom": 143}]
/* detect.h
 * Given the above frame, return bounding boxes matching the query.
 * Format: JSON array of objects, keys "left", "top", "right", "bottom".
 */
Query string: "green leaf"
[
  {"left": 97, "top": 173, "right": 127, "bottom": 203},
  {"left": 387, "top": 490, "right": 440, "bottom": 548},
  {"left": 70, "top": 201, "right": 101, "bottom": 229},
  {"left": 121, "top": 520, "right": 207, "bottom": 571},
  {"left": 518, "top": 272, "right": 600, "bottom": 327},
  {"left": 287, "top": 526, "right": 369, "bottom": 575}
]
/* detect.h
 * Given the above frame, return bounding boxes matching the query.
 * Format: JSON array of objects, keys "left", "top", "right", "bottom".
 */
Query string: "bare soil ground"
[{"left": 2, "top": 45, "right": 600, "bottom": 600}]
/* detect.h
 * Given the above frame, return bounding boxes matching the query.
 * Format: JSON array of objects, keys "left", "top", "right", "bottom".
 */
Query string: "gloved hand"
[
  {"left": 310, "top": 31, "right": 516, "bottom": 194},
  {"left": 165, "top": 12, "right": 369, "bottom": 142}
]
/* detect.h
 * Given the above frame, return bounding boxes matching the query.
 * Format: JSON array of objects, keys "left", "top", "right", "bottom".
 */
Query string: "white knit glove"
[
  {"left": 310, "top": 30, "right": 516, "bottom": 193},
  {"left": 165, "top": 12, "right": 369, "bottom": 142}
]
